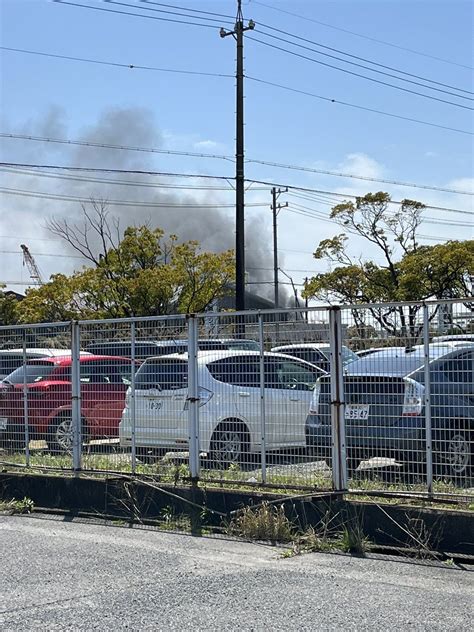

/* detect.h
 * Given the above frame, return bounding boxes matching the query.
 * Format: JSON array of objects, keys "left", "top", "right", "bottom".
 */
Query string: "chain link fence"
[{"left": 0, "top": 299, "right": 472, "bottom": 497}]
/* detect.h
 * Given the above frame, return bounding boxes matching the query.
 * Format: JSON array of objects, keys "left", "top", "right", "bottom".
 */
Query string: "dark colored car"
[
  {"left": 271, "top": 343, "right": 357, "bottom": 373},
  {"left": 306, "top": 348, "right": 474, "bottom": 482},
  {"left": 86, "top": 338, "right": 259, "bottom": 359},
  {"left": 0, "top": 355, "right": 138, "bottom": 453}
]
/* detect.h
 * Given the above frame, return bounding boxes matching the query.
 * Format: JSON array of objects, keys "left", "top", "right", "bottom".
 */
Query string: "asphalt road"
[{"left": 0, "top": 515, "right": 473, "bottom": 631}]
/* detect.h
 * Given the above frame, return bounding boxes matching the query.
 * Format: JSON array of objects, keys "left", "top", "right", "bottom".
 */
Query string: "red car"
[{"left": 0, "top": 355, "right": 138, "bottom": 453}]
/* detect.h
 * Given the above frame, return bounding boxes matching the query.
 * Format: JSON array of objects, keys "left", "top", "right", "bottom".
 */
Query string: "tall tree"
[
  {"left": 303, "top": 192, "right": 473, "bottom": 339},
  {"left": 18, "top": 204, "right": 235, "bottom": 322}
]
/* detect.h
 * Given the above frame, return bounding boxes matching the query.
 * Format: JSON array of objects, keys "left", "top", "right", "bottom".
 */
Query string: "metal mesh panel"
[
  {"left": 339, "top": 300, "right": 474, "bottom": 495},
  {"left": 194, "top": 308, "right": 334, "bottom": 490},
  {"left": 80, "top": 315, "right": 188, "bottom": 475},
  {"left": 0, "top": 322, "right": 73, "bottom": 469},
  {"left": 1, "top": 299, "right": 471, "bottom": 499}
]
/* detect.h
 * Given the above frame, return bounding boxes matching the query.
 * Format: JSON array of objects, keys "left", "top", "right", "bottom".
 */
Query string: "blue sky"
[{"left": 0, "top": 0, "right": 473, "bottom": 300}]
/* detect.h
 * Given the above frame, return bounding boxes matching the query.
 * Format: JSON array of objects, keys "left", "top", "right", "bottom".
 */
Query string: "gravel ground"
[{"left": 0, "top": 514, "right": 473, "bottom": 631}]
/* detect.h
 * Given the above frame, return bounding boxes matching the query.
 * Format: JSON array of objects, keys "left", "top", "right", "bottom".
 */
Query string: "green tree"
[
  {"left": 0, "top": 286, "right": 20, "bottom": 326},
  {"left": 303, "top": 192, "right": 473, "bottom": 339},
  {"left": 18, "top": 205, "right": 235, "bottom": 323}
]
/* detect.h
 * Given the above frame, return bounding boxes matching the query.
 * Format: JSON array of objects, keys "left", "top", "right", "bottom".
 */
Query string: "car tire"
[
  {"left": 433, "top": 427, "right": 472, "bottom": 485},
  {"left": 48, "top": 415, "right": 88, "bottom": 455},
  {"left": 209, "top": 421, "right": 250, "bottom": 470}
]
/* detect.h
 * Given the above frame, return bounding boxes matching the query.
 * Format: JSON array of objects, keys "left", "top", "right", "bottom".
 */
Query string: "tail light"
[
  {"left": 402, "top": 378, "right": 424, "bottom": 416},
  {"left": 184, "top": 387, "right": 213, "bottom": 410},
  {"left": 309, "top": 379, "right": 321, "bottom": 415}
]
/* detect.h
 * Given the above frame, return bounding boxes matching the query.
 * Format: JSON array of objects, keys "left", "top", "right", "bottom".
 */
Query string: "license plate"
[
  {"left": 147, "top": 400, "right": 163, "bottom": 411},
  {"left": 345, "top": 404, "right": 370, "bottom": 420},
  {"left": 0, "top": 417, "right": 7, "bottom": 431}
]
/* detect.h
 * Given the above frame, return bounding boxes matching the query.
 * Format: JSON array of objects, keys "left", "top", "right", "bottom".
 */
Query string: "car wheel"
[
  {"left": 209, "top": 421, "right": 249, "bottom": 469},
  {"left": 434, "top": 428, "right": 472, "bottom": 484},
  {"left": 48, "top": 416, "right": 88, "bottom": 455}
]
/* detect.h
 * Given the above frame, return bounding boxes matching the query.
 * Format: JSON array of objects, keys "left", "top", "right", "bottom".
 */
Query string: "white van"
[{"left": 119, "top": 350, "right": 322, "bottom": 466}]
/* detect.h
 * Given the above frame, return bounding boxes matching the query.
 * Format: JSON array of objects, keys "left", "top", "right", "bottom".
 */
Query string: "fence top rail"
[
  {"left": 0, "top": 298, "right": 470, "bottom": 332},
  {"left": 338, "top": 298, "right": 472, "bottom": 312},
  {"left": 0, "top": 320, "right": 71, "bottom": 332},
  {"left": 76, "top": 313, "right": 188, "bottom": 326},
  {"left": 193, "top": 297, "right": 472, "bottom": 319}
]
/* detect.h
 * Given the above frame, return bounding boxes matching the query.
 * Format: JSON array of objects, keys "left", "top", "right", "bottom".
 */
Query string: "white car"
[{"left": 119, "top": 350, "right": 322, "bottom": 466}]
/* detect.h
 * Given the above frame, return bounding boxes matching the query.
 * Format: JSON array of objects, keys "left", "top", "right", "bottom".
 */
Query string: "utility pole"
[
  {"left": 220, "top": 1, "right": 254, "bottom": 312},
  {"left": 271, "top": 187, "right": 288, "bottom": 309}
]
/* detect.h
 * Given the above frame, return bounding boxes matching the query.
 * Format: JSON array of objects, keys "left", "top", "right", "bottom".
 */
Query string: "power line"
[
  {"left": 285, "top": 207, "right": 454, "bottom": 243},
  {"left": 0, "top": 186, "right": 267, "bottom": 208},
  {"left": 4, "top": 173, "right": 465, "bottom": 220},
  {"left": 255, "top": 25, "right": 473, "bottom": 96},
  {"left": 245, "top": 161, "right": 474, "bottom": 196},
  {"left": 1, "top": 160, "right": 473, "bottom": 198},
  {"left": 251, "top": 0, "right": 474, "bottom": 71},
  {"left": 100, "top": 0, "right": 230, "bottom": 25},
  {"left": 0, "top": 249, "right": 85, "bottom": 260},
  {"left": 254, "top": 29, "right": 473, "bottom": 100},
  {"left": 247, "top": 76, "right": 473, "bottom": 136},
  {"left": 0, "top": 132, "right": 234, "bottom": 162},
  {"left": 0, "top": 167, "right": 249, "bottom": 190},
  {"left": 52, "top": 0, "right": 234, "bottom": 29},
  {"left": 289, "top": 200, "right": 469, "bottom": 227},
  {"left": 248, "top": 177, "right": 474, "bottom": 209},
  {"left": 3, "top": 46, "right": 470, "bottom": 136},
  {"left": 247, "top": 37, "right": 474, "bottom": 111},
  {"left": 0, "top": 162, "right": 233, "bottom": 180},
  {"left": 0, "top": 46, "right": 233, "bottom": 78},
  {"left": 138, "top": 1, "right": 235, "bottom": 20},
  {"left": 285, "top": 190, "right": 474, "bottom": 217}
]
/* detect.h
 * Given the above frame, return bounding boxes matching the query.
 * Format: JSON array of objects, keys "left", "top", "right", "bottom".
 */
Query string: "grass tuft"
[{"left": 226, "top": 502, "right": 294, "bottom": 543}]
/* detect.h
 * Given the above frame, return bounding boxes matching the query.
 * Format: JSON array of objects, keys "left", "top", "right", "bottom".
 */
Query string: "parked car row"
[{"left": 0, "top": 339, "right": 472, "bottom": 482}]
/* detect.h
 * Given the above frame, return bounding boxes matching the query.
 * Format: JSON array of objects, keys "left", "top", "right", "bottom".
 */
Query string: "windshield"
[
  {"left": 225, "top": 340, "right": 260, "bottom": 351},
  {"left": 135, "top": 359, "right": 188, "bottom": 390},
  {"left": 342, "top": 346, "right": 359, "bottom": 365},
  {"left": 4, "top": 362, "right": 57, "bottom": 384}
]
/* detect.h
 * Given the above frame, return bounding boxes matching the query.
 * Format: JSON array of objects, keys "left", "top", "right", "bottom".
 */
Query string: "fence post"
[
  {"left": 423, "top": 304, "right": 433, "bottom": 495},
  {"left": 187, "top": 314, "right": 200, "bottom": 479},
  {"left": 22, "top": 332, "right": 30, "bottom": 466},
  {"left": 71, "top": 321, "right": 82, "bottom": 472},
  {"left": 130, "top": 321, "right": 137, "bottom": 475},
  {"left": 329, "top": 306, "right": 347, "bottom": 491},
  {"left": 258, "top": 314, "right": 267, "bottom": 483}
]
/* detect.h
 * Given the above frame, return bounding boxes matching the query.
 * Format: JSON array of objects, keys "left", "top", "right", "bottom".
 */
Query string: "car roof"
[
  {"left": 0, "top": 348, "right": 84, "bottom": 357},
  {"left": 143, "top": 349, "right": 325, "bottom": 368},
  {"left": 27, "top": 354, "right": 135, "bottom": 366},
  {"left": 272, "top": 343, "right": 330, "bottom": 351},
  {"left": 346, "top": 346, "right": 474, "bottom": 378},
  {"left": 87, "top": 339, "right": 257, "bottom": 347}
]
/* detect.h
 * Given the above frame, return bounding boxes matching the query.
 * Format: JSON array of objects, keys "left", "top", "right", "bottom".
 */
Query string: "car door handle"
[
  {"left": 238, "top": 392, "right": 250, "bottom": 398},
  {"left": 289, "top": 396, "right": 300, "bottom": 401}
]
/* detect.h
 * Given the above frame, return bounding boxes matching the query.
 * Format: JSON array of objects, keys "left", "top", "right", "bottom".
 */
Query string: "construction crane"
[{"left": 20, "top": 244, "right": 44, "bottom": 285}]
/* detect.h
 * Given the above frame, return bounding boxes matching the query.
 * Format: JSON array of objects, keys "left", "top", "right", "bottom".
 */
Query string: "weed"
[
  {"left": 444, "top": 557, "right": 455, "bottom": 567},
  {"left": 226, "top": 502, "right": 294, "bottom": 543},
  {"left": 337, "top": 523, "right": 369, "bottom": 555},
  {"left": 159, "top": 505, "right": 191, "bottom": 532},
  {"left": 0, "top": 496, "right": 34, "bottom": 514}
]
